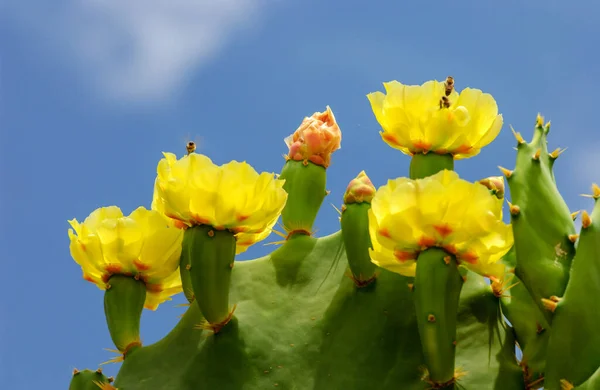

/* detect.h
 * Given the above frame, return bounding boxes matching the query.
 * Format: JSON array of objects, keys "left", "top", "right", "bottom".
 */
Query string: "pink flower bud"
[
  {"left": 284, "top": 106, "right": 342, "bottom": 168},
  {"left": 344, "top": 171, "right": 376, "bottom": 204}
]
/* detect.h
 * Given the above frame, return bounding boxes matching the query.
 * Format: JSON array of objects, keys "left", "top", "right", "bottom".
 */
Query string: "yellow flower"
[
  {"left": 152, "top": 152, "right": 288, "bottom": 254},
  {"left": 68, "top": 206, "right": 184, "bottom": 310},
  {"left": 367, "top": 79, "right": 503, "bottom": 159},
  {"left": 368, "top": 170, "right": 513, "bottom": 279}
]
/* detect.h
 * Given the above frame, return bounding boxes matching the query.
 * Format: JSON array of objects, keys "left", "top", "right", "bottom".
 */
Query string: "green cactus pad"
[
  {"left": 279, "top": 160, "right": 327, "bottom": 234},
  {"left": 104, "top": 275, "right": 146, "bottom": 352},
  {"left": 185, "top": 225, "right": 236, "bottom": 326},
  {"left": 69, "top": 369, "right": 113, "bottom": 390},
  {"left": 413, "top": 248, "right": 463, "bottom": 384},
  {"left": 544, "top": 201, "right": 600, "bottom": 389},
  {"left": 505, "top": 120, "right": 576, "bottom": 323},
  {"left": 111, "top": 232, "right": 524, "bottom": 390},
  {"left": 340, "top": 202, "right": 376, "bottom": 285},
  {"left": 409, "top": 153, "right": 454, "bottom": 179}
]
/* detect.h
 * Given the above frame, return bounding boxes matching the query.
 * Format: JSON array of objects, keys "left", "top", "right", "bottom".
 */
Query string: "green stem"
[
  {"left": 413, "top": 248, "right": 463, "bottom": 385},
  {"left": 179, "top": 231, "right": 195, "bottom": 303},
  {"left": 104, "top": 275, "right": 146, "bottom": 352},
  {"left": 186, "top": 225, "right": 236, "bottom": 324},
  {"left": 409, "top": 153, "right": 454, "bottom": 180},
  {"left": 279, "top": 160, "right": 327, "bottom": 235},
  {"left": 340, "top": 202, "right": 376, "bottom": 285}
]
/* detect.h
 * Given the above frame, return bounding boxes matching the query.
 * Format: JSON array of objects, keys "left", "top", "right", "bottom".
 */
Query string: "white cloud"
[{"left": 9, "top": 0, "right": 275, "bottom": 103}]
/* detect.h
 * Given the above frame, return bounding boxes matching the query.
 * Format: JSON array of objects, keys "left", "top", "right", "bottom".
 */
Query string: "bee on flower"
[{"left": 367, "top": 77, "right": 503, "bottom": 159}]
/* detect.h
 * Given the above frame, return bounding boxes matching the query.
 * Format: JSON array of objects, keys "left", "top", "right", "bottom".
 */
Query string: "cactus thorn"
[
  {"left": 330, "top": 203, "right": 343, "bottom": 216},
  {"left": 549, "top": 147, "right": 567, "bottom": 159},
  {"left": 541, "top": 296, "right": 562, "bottom": 313},
  {"left": 96, "top": 368, "right": 103, "bottom": 374},
  {"left": 532, "top": 148, "right": 541, "bottom": 161},
  {"left": 408, "top": 283, "right": 414, "bottom": 292},
  {"left": 570, "top": 210, "right": 581, "bottom": 221},
  {"left": 325, "top": 190, "right": 331, "bottom": 196},
  {"left": 73, "top": 368, "right": 80, "bottom": 375},
  {"left": 194, "top": 304, "right": 237, "bottom": 334},
  {"left": 185, "top": 264, "right": 191, "bottom": 270},
  {"left": 568, "top": 234, "right": 579, "bottom": 243},
  {"left": 510, "top": 125, "right": 525, "bottom": 144},
  {"left": 427, "top": 314, "right": 436, "bottom": 323},
  {"left": 108, "top": 377, "right": 114, "bottom": 383},
  {"left": 443, "top": 256, "right": 451, "bottom": 265},
  {"left": 498, "top": 166, "right": 513, "bottom": 178},
  {"left": 94, "top": 381, "right": 118, "bottom": 390},
  {"left": 560, "top": 379, "right": 574, "bottom": 390},
  {"left": 507, "top": 201, "right": 521, "bottom": 216},
  {"left": 491, "top": 273, "right": 519, "bottom": 298},
  {"left": 527, "top": 375, "right": 546, "bottom": 389},
  {"left": 207, "top": 229, "right": 215, "bottom": 238},
  {"left": 581, "top": 183, "right": 600, "bottom": 199},
  {"left": 536, "top": 113, "right": 545, "bottom": 128},
  {"left": 581, "top": 210, "right": 592, "bottom": 229}
]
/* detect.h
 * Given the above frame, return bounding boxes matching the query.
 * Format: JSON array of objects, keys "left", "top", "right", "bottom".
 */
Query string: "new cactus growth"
[{"left": 68, "top": 76, "right": 599, "bottom": 390}]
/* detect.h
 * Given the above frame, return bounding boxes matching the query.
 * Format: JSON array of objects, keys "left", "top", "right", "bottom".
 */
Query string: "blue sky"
[{"left": 1, "top": 1, "right": 599, "bottom": 388}]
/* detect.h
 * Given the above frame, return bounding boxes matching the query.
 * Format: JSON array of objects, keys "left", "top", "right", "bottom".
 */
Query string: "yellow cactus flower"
[
  {"left": 152, "top": 152, "right": 288, "bottom": 254},
  {"left": 68, "top": 206, "right": 184, "bottom": 310},
  {"left": 367, "top": 78, "right": 503, "bottom": 159},
  {"left": 284, "top": 106, "right": 342, "bottom": 168},
  {"left": 368, "top": 170, "right": 513, "bottom": 279}
]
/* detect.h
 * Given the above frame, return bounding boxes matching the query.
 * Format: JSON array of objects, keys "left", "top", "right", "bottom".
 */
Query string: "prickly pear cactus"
[{"left": 68, "top": 78, "right": 600, "bottom": 390}]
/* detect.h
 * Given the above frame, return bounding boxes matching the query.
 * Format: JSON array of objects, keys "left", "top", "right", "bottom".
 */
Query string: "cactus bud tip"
[
  {"left": 532, "top": 148, "right": 541, "bottom": 160},
  {"left": 568, "top": 234, "right": 579, "bottom": 243},
  {"left": 343, "top": 171, "right": 376, "bottom": 204},
  {"left": 571, "top": 210, "right": 581, "bottom": 221}
]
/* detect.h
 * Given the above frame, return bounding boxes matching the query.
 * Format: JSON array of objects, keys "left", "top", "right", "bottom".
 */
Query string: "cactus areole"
[{"left": 68, "top": 79, "right": 600, "bottom": 390}]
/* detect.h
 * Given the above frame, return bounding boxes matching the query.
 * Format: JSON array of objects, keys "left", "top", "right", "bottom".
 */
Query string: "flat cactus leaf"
[
  {"left": 544, "top": 201, "right": 600, "bottom": 389},
  {"left": 112, "top": 232, "right": 526, "bottom": 390}
]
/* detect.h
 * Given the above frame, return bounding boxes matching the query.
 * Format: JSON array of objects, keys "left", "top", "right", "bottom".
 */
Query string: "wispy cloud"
[{"left": 8, "top": 0, "right": 276, "bottom": 103}]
